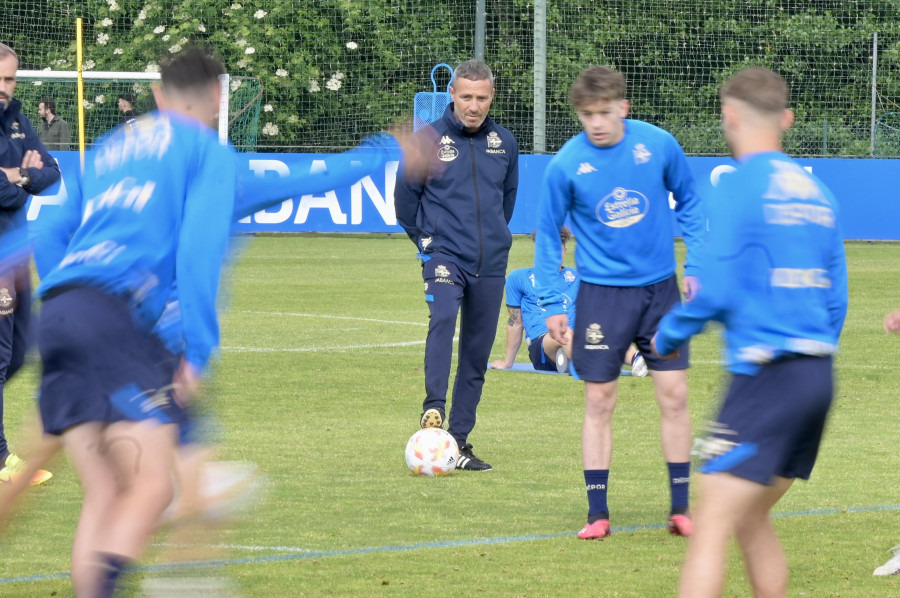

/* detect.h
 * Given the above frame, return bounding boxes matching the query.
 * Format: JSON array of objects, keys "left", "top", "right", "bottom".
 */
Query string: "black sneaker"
[
  {"left": 457, "top": 443, "right": 492, "bottom": 471},
  {"left": 420, "top": 408, "right": 444, "bottom": 429}
]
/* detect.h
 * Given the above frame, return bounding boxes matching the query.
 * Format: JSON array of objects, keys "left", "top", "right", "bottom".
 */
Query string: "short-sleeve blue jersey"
[
  {"left": 506, "top": 266, "right": 578, "bottom": 343},
  {"left": 533, "top": 120, "right": 704, "bottom": 317},
  {"left": 655, "top": 151, "right": 848, "bottom": 375},
  {"left": 35, "top": 111, "right": 236, "bottom": 371}
]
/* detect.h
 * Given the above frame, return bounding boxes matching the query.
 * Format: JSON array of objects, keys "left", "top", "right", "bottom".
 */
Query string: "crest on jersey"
[
  {"left": 563, "top": 269, "right": 576, "bottom": 283},
  {"left": 576, "top": 162, "right": 597, "bottom": 175},
  {"left": 0, "top": 288, "right": 12, "bottom": 315},
  {"left": 585, "top": 323, "right": 604, "bottom": 345},
  {"left": 487, "top": 132, "right": 502, "bottom": 148},
  {"left": 435, "top": 264, "right": 451, "bottom": 278},
  {"left": 633, "top": 143, "right": 652, "bottom": 164}
]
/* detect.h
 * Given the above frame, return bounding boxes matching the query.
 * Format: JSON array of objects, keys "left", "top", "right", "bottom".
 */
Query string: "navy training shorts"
[
  {"left": 528, "top": 333, "right": 557, "bottom": 372},
  {"left": 698, "top": 355, "right": 834, "bottom": 484},
  {"left": 572, "top": 276, "right": 689, "bottom": 382},
  {"left": 38, "top": 286, "right": 187, "bottom": 436}
]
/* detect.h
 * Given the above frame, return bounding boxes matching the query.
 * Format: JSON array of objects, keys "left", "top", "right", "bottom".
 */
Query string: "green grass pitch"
[{"left": 0, "top": 235, "right": 898, "bottom": 597}]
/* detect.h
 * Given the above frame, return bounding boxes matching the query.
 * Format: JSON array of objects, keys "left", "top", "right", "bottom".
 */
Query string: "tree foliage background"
[{"left": 3, "top": 0, "right": 899, "bottom": 155}]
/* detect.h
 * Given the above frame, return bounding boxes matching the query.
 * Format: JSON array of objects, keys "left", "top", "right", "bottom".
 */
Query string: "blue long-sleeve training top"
[
  {"left": 655, "top": 151, "right": 848, "bottom": 375},
  {"left": 534, "top": 120, "right": 704, "bottom": 317},
  {"left": 35, "top": 110, "right": 235, "bottom": 371}
]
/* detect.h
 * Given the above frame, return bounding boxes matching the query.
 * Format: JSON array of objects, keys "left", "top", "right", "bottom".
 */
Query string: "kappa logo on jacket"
[{"left": 440, "top": 136, "right": 454, "bottom": 145}]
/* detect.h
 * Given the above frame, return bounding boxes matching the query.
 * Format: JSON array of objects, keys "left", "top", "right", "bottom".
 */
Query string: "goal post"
[{"left": 16, "top": 69, "right": 234, "bottom": 149}]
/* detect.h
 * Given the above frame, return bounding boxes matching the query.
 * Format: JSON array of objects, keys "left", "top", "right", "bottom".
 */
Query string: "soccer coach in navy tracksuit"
[{"left": 395, "top": 59, "right": 518, "bottom": 471}]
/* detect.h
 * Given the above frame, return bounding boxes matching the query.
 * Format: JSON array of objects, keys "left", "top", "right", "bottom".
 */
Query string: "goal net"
[{"left": 15, "top": 69, "right": 262, "bottom": 151}]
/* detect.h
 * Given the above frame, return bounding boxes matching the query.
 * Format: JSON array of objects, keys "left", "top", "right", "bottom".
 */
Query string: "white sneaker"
[
  {"left": 874, "top": 545, "right": 900, "bottom": 576},
  {"left": 631, "top": 353, "right": 649, "bottom": 377}
]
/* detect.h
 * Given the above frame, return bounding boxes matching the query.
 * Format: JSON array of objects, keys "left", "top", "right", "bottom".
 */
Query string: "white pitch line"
[
  {"left": 153, "top": 542, "right": 312, "bottom": 553},
  {"left": 221, "top": 339, "right": 428, "bottom": 353},
  {"left": 238, "top": 310, "right": 428, "bottom": 327}
]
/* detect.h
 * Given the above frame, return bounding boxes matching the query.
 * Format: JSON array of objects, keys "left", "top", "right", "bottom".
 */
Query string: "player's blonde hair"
[{"left": 720, "top": 67, "right": 788, "bottom": 114}]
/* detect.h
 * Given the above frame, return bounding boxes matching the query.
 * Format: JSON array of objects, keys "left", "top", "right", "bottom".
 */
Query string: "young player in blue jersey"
[
  {"left": 490, "top": 227, "right": 647, "bottom": 376},
  {"left": 534, "top": 66, "right": 704, "bottom": 540},
  {"left": 31, "top": 47, "right": 236, "bottom": 598},
  {"left": 651, "top": 67, "right": 848, "bottom": 598}
]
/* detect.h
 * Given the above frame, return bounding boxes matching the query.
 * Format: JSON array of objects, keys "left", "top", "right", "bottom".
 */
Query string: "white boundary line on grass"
[
  {"left": 221, "top": 340, "right": 427, "bottom": 353},
  {"left": 238, "top": 310, "right": 428, "bottom": 327},
  {"left": 4, "top": 504, "right": 900, "bottom": 584}
]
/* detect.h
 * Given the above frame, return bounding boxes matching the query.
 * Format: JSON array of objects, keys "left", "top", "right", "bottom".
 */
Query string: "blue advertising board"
[{"left": 26, "top": 152, "right": 900, "bottom": 240}]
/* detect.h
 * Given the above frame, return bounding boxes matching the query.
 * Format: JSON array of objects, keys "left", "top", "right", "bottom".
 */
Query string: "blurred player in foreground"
[
  {"left": 32, "top": 47, "right": 235, "bottom": 597},
  {"left": 490, "top": 227, "right": 647, "bottom": 377},
  {"left": 534, "top": 66, "right": 703, "bottom": 539},
  {"left": 653, "top": 67, "right": 848, "bottom": 597},
  {"left": 875, "top": 309, "right": 900, "bottom": 577}
]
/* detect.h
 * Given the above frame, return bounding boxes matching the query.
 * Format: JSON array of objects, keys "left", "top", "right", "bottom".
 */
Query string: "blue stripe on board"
[{"left": 3, "top": 503, "right": 899, "bottom": 584}]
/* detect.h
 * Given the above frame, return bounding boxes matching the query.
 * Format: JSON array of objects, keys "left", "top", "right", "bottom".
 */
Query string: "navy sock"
[
  {"left": 96, "top": 552, "right": 133, "bottom": 598},
  {"left": 667, "top": 461, "right": 691, "bottom": 514},
  {"left": 584, "top": 469, "right": 609, "bottom": 521}
]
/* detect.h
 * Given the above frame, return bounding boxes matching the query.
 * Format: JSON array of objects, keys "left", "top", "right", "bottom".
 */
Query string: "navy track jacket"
[{"left": 395, "top": 103, "right": 519, "bottom": 277}]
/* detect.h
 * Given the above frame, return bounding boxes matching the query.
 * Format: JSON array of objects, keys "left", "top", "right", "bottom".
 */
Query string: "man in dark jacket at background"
[
  {"left": 0, "top": 43, "right": 59, "bottom": 485},
  {"left": 395, "top": 59, "right": 519, "bottom": 471}
]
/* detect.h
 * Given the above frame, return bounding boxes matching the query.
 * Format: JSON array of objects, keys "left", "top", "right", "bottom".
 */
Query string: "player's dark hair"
[
  {"left": 530, "top": 226, "right": 573, "bottom": 246},
  {"left": 569, "top": 66, "right": 626, "bottom": 108},
  {"left": 160, "top": 46, "right": 224, "bottom": 94},
  {"left": 451, "top": 59, "right": 494, "bottom": 89},
  {"left": 720, "top": 67, "right": 788, "bottom": 114},
  {"left": 40, "top": 97, "right": 57, "bottom": 114}
]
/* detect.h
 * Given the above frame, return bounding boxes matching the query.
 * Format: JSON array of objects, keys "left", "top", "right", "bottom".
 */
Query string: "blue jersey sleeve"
[
  {"left": 233, "top": 133, "right": 399, "bottom": 221},
  {"left": 33, "top": 165, "right": 84, "bottom": 279},
  {"left": 655, "top": 176, "right": 736, "bottom": 355},
  {"left": 177, "top": 143, "right": 236, "bottom": 370},
  {"left": 505, "top": 268, "right": 529, "bottom": 307},
  {"left": 663, "top": 133, "right": 704, "bottom": 277},
  {"left": 533, "top": 160, "right": 571, "bottom": 317}
]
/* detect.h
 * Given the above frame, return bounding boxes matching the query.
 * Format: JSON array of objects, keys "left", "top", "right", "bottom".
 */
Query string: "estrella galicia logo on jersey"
[
  {"left": 434, "top": 264, "right": 451, "bottom": 278},
  {"left": 576, "top": 162, "right": 597, "bottom": 175},
  {"left": 437, "top": 145, "right": 459, "bottom": 162},
  {"left": 585, "top": 323, "right": 604, "bottom": 344},
  {"left": 440, "top": 136, "right": 454, "bottom": 145},
  {"left": 633, "top": 143, "right": 652, "bottom": 164},
  {"left": 596, "top": 187, "right": 648, "bottom": 228}
]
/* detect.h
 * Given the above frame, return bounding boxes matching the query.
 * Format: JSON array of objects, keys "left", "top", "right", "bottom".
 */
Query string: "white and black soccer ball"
[{"left": 405, "top": 428, "right": 459, "bottom": 477}]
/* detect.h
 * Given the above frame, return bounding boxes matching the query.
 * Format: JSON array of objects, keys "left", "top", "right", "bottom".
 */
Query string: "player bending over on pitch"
[
  {"left": 490, "top": 227, "right": 647, "bottom": 377},
  {"left": 534, "top": 66, "right": 704, "bottom": 540},
  {"left": 653, "top": 67, "right": 848, "bottom": 598}
]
